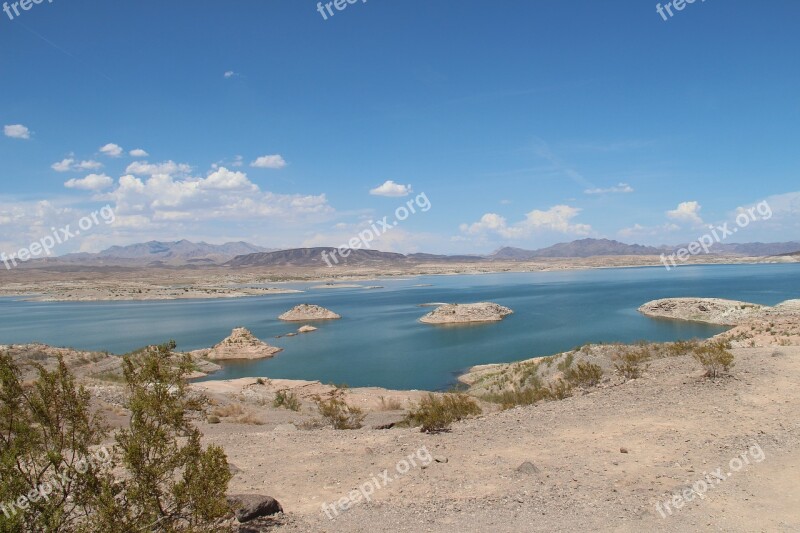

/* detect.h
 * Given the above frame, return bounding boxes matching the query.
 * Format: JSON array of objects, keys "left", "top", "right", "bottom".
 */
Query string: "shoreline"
[{"left": 0, "top": 255, "right": 795, "bottom": 302}]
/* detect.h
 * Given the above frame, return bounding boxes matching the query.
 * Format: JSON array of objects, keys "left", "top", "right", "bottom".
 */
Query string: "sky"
[{"left": 1, "top": 0, "right": 798, "bottom": 256}]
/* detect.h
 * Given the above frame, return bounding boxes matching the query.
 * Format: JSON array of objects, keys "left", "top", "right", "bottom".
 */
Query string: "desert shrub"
[
  {"left": 614, "top": 347, "right": 651, "bottom": 379},
  {"left": 543, "top": 378, "right": 573, "bottom": 400},
  {"left": 517, "top": 362, "right": 542, "bottom": 389},
  {"left": 563, "top": 361, "right": 603, "bottom": 387},
  {"left": 314, "top": 389, "right": 365, "bottom": 430},
  {"left": 693, "top": 340, "right": 735, "bottom": 379},
  {"left": 256, "top": 378, "right": 266, "bottom": 385},
  {"left": 95, "top": 341, "right": 233, "bottom": 531},
  {"left": 212, "top": 403, "right": 245, "bottom": 418},
  {"left": 403, "top": 393, "right": 481, "bottom": 433},
  {"left": 0, "top": 342, "right": 233, "bottom": 532},
  {"left": 556, "top": 353, "right": 575, "bottom": 373},
  {"left": 273, "top": 389, "right": 301, "bottom": 411},
  {"left": 483, "top": 386, "right": 546, "bottom": 410},
  {"left": 0, "top": 352, "right": 108, "bottom": 533},
  {"left": 378, "top": 396, "right": 403, "bottom": 411},
  {"left": 666, "top": 339, "right": 702, "bottom": 357},
  {"left": 207, "top": 415, "right": 221, "bottom": 424}
]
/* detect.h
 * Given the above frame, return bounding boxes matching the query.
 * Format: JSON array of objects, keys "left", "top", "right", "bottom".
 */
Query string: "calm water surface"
[{"left": 1, "top": 264, "right": 797, "bottom": 390}]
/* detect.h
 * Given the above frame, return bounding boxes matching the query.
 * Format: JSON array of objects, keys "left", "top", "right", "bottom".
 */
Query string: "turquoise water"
[{"left": 0, "top": 264, "right": 797, "bottom": 391}]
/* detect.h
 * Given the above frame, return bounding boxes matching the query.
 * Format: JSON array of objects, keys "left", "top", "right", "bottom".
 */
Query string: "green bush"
[
  {"left": 693, "top": 340, "right": 735, "bottom": 378},
  {"left": 273, "top": 389, "right": 301, "bottom": 411},
  {"left": 314, "top": 389, "right": 365, "bottom": 430},
  {"left": 614, "top": 347, "right": 651, "bottom": 379},
  {"left": 564, "top": 361, "right": 603, "bottom": 387},
  {"left": 404, "top": 393, "right": 482, "bottom": 433},
  {"left": 543, "top": 378, "right": 573, "bottom": 400},
  {"left": 0, "top": 341, "right": 233, "bottom": 532}
]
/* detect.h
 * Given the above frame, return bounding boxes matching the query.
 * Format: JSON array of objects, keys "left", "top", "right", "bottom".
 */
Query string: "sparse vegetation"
[
  {"left": 403, "top": 393, "right": 482, "bottom": 433},
  {"left": 557, "top": 353, "right": 575, "bottom": 373},
  {"left": 273, "top": 389, "right": 301, "bottom": 411},
  {"left": 614, "top": 346, "right": 651, "bottom": 379},
  {"left": 314, "top": 389, "right": 365, "bottom": 430},
  {"left": 693, "top": 340, "right": 735, "bottom": 378},
  {"left": 564, "top": 361, "right": 604, "bottom": 387},
  {"left": 378, "top": 395, "right": 403, "bottom": 411}
]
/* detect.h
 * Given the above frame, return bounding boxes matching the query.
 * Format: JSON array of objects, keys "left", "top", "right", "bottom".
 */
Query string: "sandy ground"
[
  {"left": 0, "top": 254, "right": 794, "bottom": 301},
  {"left": 198, "top": 346, "right": 800, "bottom": 532}
]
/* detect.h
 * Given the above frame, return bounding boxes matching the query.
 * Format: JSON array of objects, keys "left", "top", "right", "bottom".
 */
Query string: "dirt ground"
[{"left": 193, "top": 345, "right": 799, "bottom": 532}]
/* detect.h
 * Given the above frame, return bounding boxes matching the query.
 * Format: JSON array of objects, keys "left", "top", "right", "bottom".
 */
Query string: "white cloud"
[
  {"left": 99, "top": 143, "right": 124, "bottom": 157},
  {"left": 618, "top": 223, "right": 680, "bottom": 238},
  {"left": 129, "top": 148, "right": 149, "bottom": 158},
  {"left": 251, "top": 155, "right": 287, "bottom": 169},
  {"left": 125, "top": 160, "right": 192, "bottom": 176},
  {"left": 584, "top": 182, "right": 634, "bottom": 195},
  {"left": 369, "top": 180, "right": 413, "bottom": 197},
  {"left": 461, "top": 205, "right": 592, "bottom": 240},
  {"left": 667, "top": 201, "right": 703, "bottom": 225},
  {"left": 52, "top": 158, "right": 103, "bottom": 172},
  {"left": 64, "top": 174, "right": 114, "bottom": 191},
  {"left": 4, "top": 124, "right": 31, "bottom": 139},
  {"left": 224, "top": 71, "right": 241, "bottom": 79},
  {"left": 52, "top": 158, "right": 75, "bottom": 172},
  {"left": 97, "top": 166, "right": 332, "bottom": 228}
]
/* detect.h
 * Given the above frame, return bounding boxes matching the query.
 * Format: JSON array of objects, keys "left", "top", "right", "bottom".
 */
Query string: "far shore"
[{"left": 0, "top": 254, "right": 795, "bottom": 302}]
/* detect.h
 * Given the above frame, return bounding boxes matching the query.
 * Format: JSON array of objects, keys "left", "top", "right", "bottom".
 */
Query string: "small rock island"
[
  {"left": 206, "top": 327, "right": 283, "bottom": 360},
  {"left": 638, "top": 298, "right": 766, "bottom": 326},
  {"left": 419, "top": 302, "right": 514, "bottom": 325},
  {"left": 279, "top": 304, "right": 341, "bottom": 321}
]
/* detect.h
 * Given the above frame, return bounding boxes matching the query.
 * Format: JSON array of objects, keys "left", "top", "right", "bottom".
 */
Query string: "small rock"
[
  {"left": 434, "top": 456, "right": 448, "bottom": 463},
  {"left": 298, "top": 325, "right": 318, "bottom": 334},
  {"left": 620, "top": 447, "right": 629, "bottom": 454},
  {"left": 516, "top": 461, "right": 540, "bottom": 475},
  {"left": 227, "top": 494, "right": 283, "bottom": 523}
]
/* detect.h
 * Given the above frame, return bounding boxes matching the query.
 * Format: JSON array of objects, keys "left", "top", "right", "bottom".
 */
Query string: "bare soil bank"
[{"left": 0, "top": 254, "right": 795, "bottom": 301}]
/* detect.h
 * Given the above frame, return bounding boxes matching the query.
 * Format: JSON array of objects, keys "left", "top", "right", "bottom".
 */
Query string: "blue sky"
[{"left": 1, "top": 0, "right": 798, "bottom": 255}]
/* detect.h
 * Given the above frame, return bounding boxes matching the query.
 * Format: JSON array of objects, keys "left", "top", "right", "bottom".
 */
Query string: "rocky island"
[
  {"left": 419, "top": 302, "right": 514, "bottom": 324},
  {"left": 205, "top": 327, "right": 283, "bottom": 360},
  {"left": 278, "top": 304, "right": 341, "bottom": 321}
]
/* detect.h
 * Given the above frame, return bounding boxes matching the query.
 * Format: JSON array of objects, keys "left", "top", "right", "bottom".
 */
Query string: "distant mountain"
[
  {"left": 226, "top": 247, "right": 407, "bottom": 267},
  {"left": 703, "top": 242, "right": 800, "bottom": 256},
  {"left": 56, "top": 240, "right": 272, "bottom": 266},
  {"left": 491, "top": 239, "right": 663, "bottom": 259}
]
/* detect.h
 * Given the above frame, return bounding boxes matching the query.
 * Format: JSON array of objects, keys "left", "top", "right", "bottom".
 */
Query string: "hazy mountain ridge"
[
  {"left": 54, "top": 240, "right": 272, "bottom": 266},
  {"left": 24, "top": 238, "right": 800, "bottom": 269}
]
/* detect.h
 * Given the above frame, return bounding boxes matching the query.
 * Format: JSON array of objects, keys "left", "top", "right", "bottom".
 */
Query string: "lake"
[{"left": 1, "top": 263, "right": 797, "bottom": 391}]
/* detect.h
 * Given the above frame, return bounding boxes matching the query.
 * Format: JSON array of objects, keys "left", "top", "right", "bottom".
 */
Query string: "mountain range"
[{"left": 24, "top": 238, "right": 800, "bottom": 268}]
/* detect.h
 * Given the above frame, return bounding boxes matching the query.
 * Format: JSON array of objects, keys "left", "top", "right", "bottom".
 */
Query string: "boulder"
[{"left": 227, "top": 494, "right": 283, "bottom": 523}]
